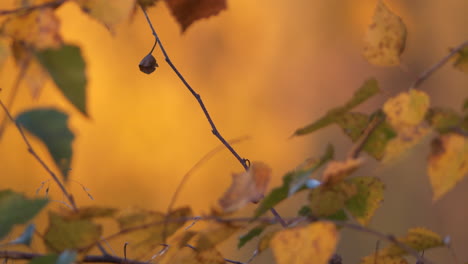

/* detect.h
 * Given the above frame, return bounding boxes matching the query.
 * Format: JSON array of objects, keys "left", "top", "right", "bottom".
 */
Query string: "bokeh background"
[{"left": 0, "top": 0, "right": 467, "bottom": 263}]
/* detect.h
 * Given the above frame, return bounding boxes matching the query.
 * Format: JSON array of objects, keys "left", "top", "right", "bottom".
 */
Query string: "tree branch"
[
  {"left": 410, "top": 40, "right": 468, "bottom": 89},
  {"left": 0, "top": 0, "right": 67, "bottom": 16},
  {"left": 0, "top": 99, "right": 77, "bottom": 211}
]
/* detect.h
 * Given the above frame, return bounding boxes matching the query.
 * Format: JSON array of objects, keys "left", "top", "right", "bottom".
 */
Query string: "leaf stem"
[{"left": 0, "top": 99, "right": 77, "bottom": 211}]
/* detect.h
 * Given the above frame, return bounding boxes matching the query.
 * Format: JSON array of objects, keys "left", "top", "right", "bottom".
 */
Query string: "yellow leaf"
[
  {"left": 383, "top": 90, "right": 430, "bottom": 130},
  {"left": 321, "top": 159, "right": 363, "bottom": 185},
  {"left": 428, "top": 133, "right": 468, "bottom": 200},
  {"left": 76, "top": 0, "right": 136, "bottom": 29},
  {"left": 382, "top": 90, "right": 431, "bottom": 163},
  {"left": 218, "top": 162, "right": 271, "bottom": 213},
  {"left": 271, "top": 222, "right": 338, "bottom": 264},
  {"left": 363, "top": 0, "right": 406, "bottom": 66},
  {"left": 345, "top": 176, "right": 385, "bottom": 226},
  {"left": 192, "top": 223, "right": 241, "bottom": 250},
  {"left": 379, "top": 227, "right": 443, "bottom": 256},
  {"left": 2, "top": 8, "right": 62, "bottom": 49},
  {"left": 382, "top": 125, "right": 430, "bottom": 163},
  {"left": 257, "top": 231, "right": 278, "bottom": 253},
  {"left": 361, "top": 255, "right": 408, "bottom": 264}
]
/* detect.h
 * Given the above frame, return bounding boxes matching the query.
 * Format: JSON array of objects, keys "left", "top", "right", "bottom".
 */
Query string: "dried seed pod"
[{"left": 139, "top": 53, "right": 158, "bottom": 74}]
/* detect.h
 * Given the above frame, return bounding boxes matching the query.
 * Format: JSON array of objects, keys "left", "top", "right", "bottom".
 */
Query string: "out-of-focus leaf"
[
  {"left": 361, "top": 255, "right": 408, "bottom": 264},
  {"left": 139, "top": 0, "right": 160, "bottom": 8},
  {"left": 159, "top": 246, "right": 225, "bottom": 264},
  {"left": 35, "top": 45, "right": 87, "bottom": 115},
  {"left": 383, "top": 125, "right": 431, "bottom": 163},
  {"left": 426, "top": 108, "right": 462, "bottom": 133},
  {"left": 29, "top": 254, "right": 58, "bottom": 264},
  {"left": 321, "top": 159, "right": 363, "bottom": 185},
  {"left": 165, "top": 0, "right": 227, "bottom": 32},
  {"left": 9, "top": 224, "right": 35, "bottom": 246},
  {"left": 56, "top": 250, "right": 77, "bottom": 264},
  {"left": 379, "top": 227, "right": 444, "bottom": 256},
  {"left": 345, "top": 177, "right": 385, "bottom": 225},
  {"left": 336, "top": 111, "right": 396, "bottom": 160},
  {"left": 363, "top": 0, "right": 406, "bottom": 66},
  {"left": 117, "top": 207, "right": 191, "bottom": 259},
  {"left": 218, "top": 162, "right": 271, "bottom": 213},
  {"left": 309, "top": 182, "right": 357, "bottom": 217},
  {"left": 0, "top": 190, "right": 48, "bottom": 240},
  {"left": 294, "top": 78, "right": 379, "bottom": 136},
  {"left": 288, "top": 144, "right": 334, "bottom": 196},
  {"left": 2, "top": 8, "right": 62, "bottom": 49},
  {"left": 256, "top": 231, "right": 278, "bottom": 253},
  {"left": 16, "top": 108, "right": 74, "bottom": 180},
  {"left": 11, "top": 42, "right": 49, "bottom": 98},
  {"left": 454, "top": 46, "right": 468, "bottom": 74},
  {"left": 76, "top": 0, "right": 135, "bottom": 29},
  {"left": 428, "top": 134, "right": 468, "bottom": 201},
  {"left": 383, "top": 90, "right": 431, "bottom": 163},
  {"left": 62, "top": 206, "right": 118, "bottom": 220},
  {"left": 238, "top": 225, "right": 267, "bottom": 249},
  {"left": 383, "top": 90, "right": 430, "bottom": 130},
  {"left": 192, "top": 223, "right": 241, "bottom": 250},
  {"left": 254, "top": 172, "right": 293, "bottom": 218},
  {"left": 0, "top": 38, "right": 10, "bottom": 69},
  {"left": 271, "top": 222, "right": 338, "bottom": 264},
  {"left": 44, "top": 212, "right": 102, "bottom": 252}
]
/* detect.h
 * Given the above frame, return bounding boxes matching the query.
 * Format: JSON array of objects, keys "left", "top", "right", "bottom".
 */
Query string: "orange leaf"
[
  {"left": 165, "top": 0, "right": 227, "bottom": 32},
  {"left": 363, "top": 0, "right": 406, "bottom": 66},
  {"left": 321, "top": 159, "right": 363, "bottom": 185},
  {"left": 2, "top": 8, "right": 62, "bottom": 49},
  {"left": 271, "top": 222, "right": 338, "bottom": 264},
  {"left": 428, "top": 133, "right": 468, "bottom": 200},
  {"left": 218, "top": 162, "right": 271, "bottom": 213}
]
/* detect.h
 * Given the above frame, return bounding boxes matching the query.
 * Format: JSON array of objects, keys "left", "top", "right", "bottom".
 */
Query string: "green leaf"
[
  {"left": 345, "top": 177, "right": 384, "bottom": 225},
  {"left": 378, "top": 227, "right": 444, "bottom": 256},
  {"left": 0, "top": 190, "right": 48, "bottom": 240},
  {"left": 254, "top": 172, "right": 294, "bottom": 218},
  {"left": 255, "top": 145, "right": 334, "bottom": 218},
  {"left": 16, "top": 108, "right": 75, "bottom": 180},
  {"left": 9, "top": 224, "right": 35, "bottom": 246},
  {"left": 29, "top": 254, "right": 58, "bottom": 264},
  {"left": 426, "top": 107, "right": 463, "bottom": 133},
  {"left": 454, "top": 46, "right": 468, "bottom": 74},
  {"left": 44, "top": 212, "right": 102, "bottom": 252},
  {"left": 308, "top": 181, "right": 357, "bottom": 217},
  {"left": 35, "top": 45, "right": 87, "bottom": 115},
  {"left": 238, "top": 225, "right": 267, "bottom": 249},
  {"left": 288, "top": 144, "right": 334, "bottom": 196},
  {"left": 294, "top": 78, "right": 380, "bottom": 136},
  {"left": 336, "top": 111, "right": 396, "bottom": 160}
]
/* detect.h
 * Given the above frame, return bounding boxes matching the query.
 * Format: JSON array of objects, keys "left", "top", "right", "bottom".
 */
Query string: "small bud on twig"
[{"left": 139, "top": 54, "right": 158, "bottom": 74}]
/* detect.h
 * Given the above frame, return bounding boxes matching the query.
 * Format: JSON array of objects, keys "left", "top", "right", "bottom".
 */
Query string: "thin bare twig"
[
  {"left": 139, "top": 6, "right": 288, "bottom": 228},
  {"left": 0, "top": 99, "right": 77, "bottom": 211},
  {"left": 347, "top": 114, "right": 385, "bottom": 159},
  {"left": 0, "top": 55, "right": 31, "bottom": 140},
  {"left": 140, "top": 6, "right": 248, "bottom": 171},
  {"left": 410, "top": 40, "right": 468, "bottom": 89},
  {"left": 0, "top": 0, "right": 66, "bottom": 16}
]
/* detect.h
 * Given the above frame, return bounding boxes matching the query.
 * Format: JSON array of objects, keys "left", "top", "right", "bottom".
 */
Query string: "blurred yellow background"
[{"left": 0, "top": 0, "right": 467, "bottom": 263}]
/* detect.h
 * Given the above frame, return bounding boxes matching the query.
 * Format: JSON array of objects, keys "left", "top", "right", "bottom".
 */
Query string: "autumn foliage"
[{"left": 0, "top": 1, "right": 467, "bottom": 264}]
